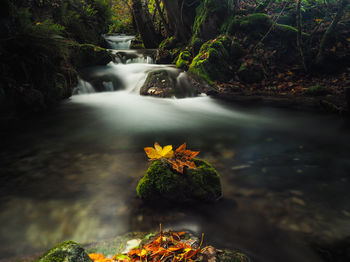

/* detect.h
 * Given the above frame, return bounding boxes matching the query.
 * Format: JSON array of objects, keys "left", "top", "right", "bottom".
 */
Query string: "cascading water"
[
  {"left": 76, "top": 35, "right": 193, "bottom": 96},
  {"left": 104, "top": 35, "right": 135, "bottom": 50}
]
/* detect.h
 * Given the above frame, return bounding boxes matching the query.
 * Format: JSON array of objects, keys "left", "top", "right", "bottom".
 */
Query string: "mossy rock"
[
  {"left": 192, "top": 0, "right": 229, "bottom": 41},
  {"left": 189, "top": 35, "right": 233, "bottom": 84},
  {"left": 237, "top": 63, "right": 264, "bottom": 83},
  {"left": 38, "top": 241, "right": 92, "bottom": 262},
  {"left": 136, "top": 159, "right": 222, "bottom": 203},
  {"left": 305, "top": 86, "right": 330, "bottom": 96},
  {"left": 227, "top": 13, "right": 272, "bottom": 38},
  {"left": 176, "top": 51, "right": 192, "bottom": 70},
  {"left": 72, "top": 44, "right": 114, "bottom": 69}
]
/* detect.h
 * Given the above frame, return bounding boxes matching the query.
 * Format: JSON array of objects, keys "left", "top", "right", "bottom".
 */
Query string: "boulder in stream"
[
  {"left": 136, "top": 159, "right": 222, "bottom": 203},
  {"left": 38, "top": 241, "right": 92, "bottom": 262},
  {"left": 140, "top": 69, "right": 196, "bottom": 98}
]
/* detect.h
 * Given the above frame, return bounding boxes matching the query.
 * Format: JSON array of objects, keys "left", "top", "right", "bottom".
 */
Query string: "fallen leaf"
[{"left": 144, "top": 142, "right": 174, "bottom": 160}]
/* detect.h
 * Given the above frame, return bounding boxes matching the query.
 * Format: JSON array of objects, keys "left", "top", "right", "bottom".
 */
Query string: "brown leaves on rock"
[
  {"left": 127, "top": 231, "right": 203, "bottom": 262},
  {"left": 144, "top": 142, "right": 199, "bottom": 174},
  {"left": 168, "top": 143, "right": 199, "bottom": 174},
  {"left": 89, "top": 230, "right": 205, "bottom": 262}
]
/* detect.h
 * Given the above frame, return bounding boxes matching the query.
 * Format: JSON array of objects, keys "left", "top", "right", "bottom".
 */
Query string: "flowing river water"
[{"left": 0, "top": 35, "right": 350, "bottom": 262}]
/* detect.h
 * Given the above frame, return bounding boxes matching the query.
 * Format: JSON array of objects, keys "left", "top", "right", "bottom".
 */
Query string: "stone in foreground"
[
  {"left": 136, "top": 159, "right": 222, "bottom": 203},
  {"left": 38, "top": 241, "right": 92, "bottom": 262}
]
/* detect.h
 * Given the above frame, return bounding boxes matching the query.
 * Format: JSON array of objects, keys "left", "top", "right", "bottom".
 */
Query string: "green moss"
[
  {"left": 240, "top": 13, "right": 272, "bottom": 30},
  {"left": 226, "top": 13, "right": 272, "bottom": 38},
  {"left": 71, "top": 43, "right": 114, "bottom": 69},
  {"left": 176, "top": 51, "right": 192, "bottom": 70},
  {"left": 38, "top": 241, "right": 91, "bottom": 262},
  {"left": 189, "top": 35, "right": 232, "bottom": 84},
  {"left": 136, "top": 159, "right": 222, "bottom": 203},
  {"left": 159, "top": 37, "right": 176, "bottom": 50},
  {"left": 192, "top": 0, "right": 229, "bottom": 41},
  {"left": 305, "top": 85, "right": 330, "bottom": 96}
]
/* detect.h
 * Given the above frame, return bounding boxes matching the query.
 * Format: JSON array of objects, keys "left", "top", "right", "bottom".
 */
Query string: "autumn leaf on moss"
[
  {"left": 168, "top": 143, "right": 199, "bottom": 174},
  {"left": 144, "top": 142, "right": 174, "bottom": 160}
]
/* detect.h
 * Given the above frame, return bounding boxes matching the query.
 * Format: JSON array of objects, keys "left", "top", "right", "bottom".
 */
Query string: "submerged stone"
[
  {"left": 38, "top": 241, "right": 92, "bottom": 262},
  {"left": 136, "top": 159, "right": 222, "bottom": 203}
]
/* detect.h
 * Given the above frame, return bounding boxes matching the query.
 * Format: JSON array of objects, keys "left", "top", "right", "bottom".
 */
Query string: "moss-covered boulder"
[
  {"left": 227, "top": 13, "right": 272, "bottom": 38},
  {"left": 72, "top": 44, "right": 114, "bottom": 69},
  {"left": 38, "top": 241, "right": 92, "bottom": 262},
  {"left": 189, "top": 35, "right": 233, "bottom": 84},
  {"left": 176, "top": 51, "right": 192, "bottom": 70},
  {"left": 193, "top": 0, "right": 229, "bottom": 41},
  {"left": 237, "top": 62, "right": 264, "bottom": 83},
  {"left": 140, "top": 69, "right": 195, "bottom": 98},
  {"left": 136, "top": 159, "right": 222, "bottom": 203}
]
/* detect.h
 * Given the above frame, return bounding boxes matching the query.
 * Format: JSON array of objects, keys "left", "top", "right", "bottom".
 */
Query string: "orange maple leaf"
[{"left": 168, "top": 143, "right": 199, "bottom": 174}]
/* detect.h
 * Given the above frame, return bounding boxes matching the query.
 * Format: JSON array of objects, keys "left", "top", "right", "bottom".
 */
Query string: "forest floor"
[{"left": 204, "top": 70, "right": 350, "bottom": 114}]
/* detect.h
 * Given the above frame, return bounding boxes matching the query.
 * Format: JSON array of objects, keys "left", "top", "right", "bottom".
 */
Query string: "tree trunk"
[
  {"left": 296, "top": 0, "right": 307, "bottom": 71},
  {"left": 154, "top": 0, "right": 171, "bottom": 36},
  {"left": 131, "top": 0, "right": 160, "bottom": 48},
  {"left": 161, "top": 0, "right": 198, "bottom": 42},
  {"left": 316, "top": 0, "right": 348, "bottom": 64}
]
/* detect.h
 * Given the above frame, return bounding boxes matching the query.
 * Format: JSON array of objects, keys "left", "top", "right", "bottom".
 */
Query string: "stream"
[{"left": 0, "top": 35, "right": 350, "bottom": 262}]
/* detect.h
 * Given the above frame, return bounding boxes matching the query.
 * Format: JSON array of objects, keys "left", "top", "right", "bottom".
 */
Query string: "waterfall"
[
  {"left": 73, "top": 78, "right": 96, "bottom": 94},
  {"left": 104, "top": 35, "right": 135, "bottom": 50}
]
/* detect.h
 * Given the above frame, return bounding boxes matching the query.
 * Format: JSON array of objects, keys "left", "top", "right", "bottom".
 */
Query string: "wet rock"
[
  {"left": 72, "top": 44, "right": 114, "bottom": 69},
  {"left": 140, "top": 69, "right": 195, "bottom": 98},
  {"left": 136, "top": 159, "right": 222, "bottom": 203},
  {"left": 130, "top": 37, "right": 144, "bottom": 49},
  {"left": 38, "top": 241, "right": 92, "bottom": 262},
  {"left": 155, "top": 49, "right": 173, "bottom": 64}
]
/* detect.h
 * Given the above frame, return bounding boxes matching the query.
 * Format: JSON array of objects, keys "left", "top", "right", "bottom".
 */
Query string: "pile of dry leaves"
[{"left": 88, "top": 230, "right": 221, "bottom": 262}]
